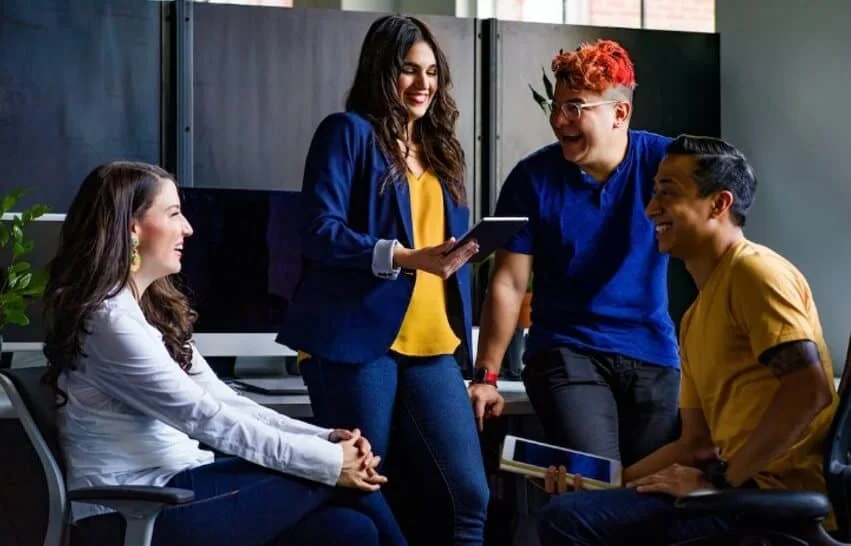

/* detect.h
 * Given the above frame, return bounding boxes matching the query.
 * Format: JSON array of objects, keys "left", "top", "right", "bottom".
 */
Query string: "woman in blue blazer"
[{"left": 277, "top": 14, "right": 489, "bottom": 546}]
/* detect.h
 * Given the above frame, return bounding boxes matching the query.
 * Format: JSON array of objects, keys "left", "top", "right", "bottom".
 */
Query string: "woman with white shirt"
[{"left": 40, "top": 161, "right": 408, "bottom": 546}]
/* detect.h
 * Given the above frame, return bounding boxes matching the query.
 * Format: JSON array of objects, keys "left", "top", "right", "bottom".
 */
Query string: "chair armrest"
[
  {"left": 675, "top": 489, "right": 830, "bottom": 520},
  {"left": 68, "top": 485, "right": 194, "bottom": 506}
]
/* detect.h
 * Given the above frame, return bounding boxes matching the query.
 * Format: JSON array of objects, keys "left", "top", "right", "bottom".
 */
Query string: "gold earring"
[{"left": 130, "top": 236, "right": 141, "bottom": 273}]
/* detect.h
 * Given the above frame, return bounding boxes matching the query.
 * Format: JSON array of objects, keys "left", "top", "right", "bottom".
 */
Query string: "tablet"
[
  {"left": 500, "top": 435, "right": 622, "bottom": 490},
  {"left": 446, "top": 217, "right": 528, "bottom": 263}
]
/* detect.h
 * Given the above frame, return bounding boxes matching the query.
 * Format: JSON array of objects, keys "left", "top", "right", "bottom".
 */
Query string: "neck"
[
  {"left": 128, "top": 273, "right": 154, "bottom": 301},
  {"left": 582, "top": 130, "right": 629, "bottom": 182},
  {"left": 684, "top": 227, "right": 745, "bottom": 290}
]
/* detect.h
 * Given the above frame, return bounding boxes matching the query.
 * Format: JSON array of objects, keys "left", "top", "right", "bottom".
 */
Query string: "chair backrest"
[
  {"left": 0, "top": 366, "right": 68, "bottom": 546},
  {"left": 824, "top": 334, "right": 851, "bottom": 541}
]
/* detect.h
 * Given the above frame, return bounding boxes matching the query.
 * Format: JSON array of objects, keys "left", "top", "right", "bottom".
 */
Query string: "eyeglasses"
[{"left": 549, "top": 100, "right": 619, "bottom": 120}]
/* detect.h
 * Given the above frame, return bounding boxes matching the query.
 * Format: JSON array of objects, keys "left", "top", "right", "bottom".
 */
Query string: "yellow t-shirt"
[
  {"left": 389, "top": 171, "right": 460, "bottom": 357},
  {"left": 679, "top": 238, "right": 838, "bottom": 528}
]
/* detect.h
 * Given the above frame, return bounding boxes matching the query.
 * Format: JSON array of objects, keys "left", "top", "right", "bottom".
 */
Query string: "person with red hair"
[{"left": 470, "top": 39, "right": 680, "bottom": 471}]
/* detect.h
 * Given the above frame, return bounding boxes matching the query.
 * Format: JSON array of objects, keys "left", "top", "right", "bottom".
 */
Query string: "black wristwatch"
[{"left": 704, "top": 459, "right": 733, "bottom": 489}]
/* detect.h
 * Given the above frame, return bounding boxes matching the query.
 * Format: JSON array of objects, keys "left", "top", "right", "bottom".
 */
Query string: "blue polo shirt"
[{"left": 495, "top": 130, "right": 679, "bottom": 368}]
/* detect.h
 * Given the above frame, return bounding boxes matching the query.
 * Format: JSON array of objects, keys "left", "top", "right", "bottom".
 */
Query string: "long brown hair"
[
  {"left": 42, "top": 161, "right": 197, "bottom": 402},
  {"left": 345, "top": 15, "right": 467, "bottom": 204}
]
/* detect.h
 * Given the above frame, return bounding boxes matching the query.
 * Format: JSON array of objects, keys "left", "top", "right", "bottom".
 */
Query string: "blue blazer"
[{"left": 277, "top": 112, "right": 473, "bottom": 368}]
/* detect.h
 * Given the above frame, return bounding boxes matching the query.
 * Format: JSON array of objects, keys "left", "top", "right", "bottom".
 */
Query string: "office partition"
[
  {"left": 0, "top": 0, "right": 162, "bottom": 212},
  {"left": 192, "top": 4, "right": 479, "bottom": 212}
]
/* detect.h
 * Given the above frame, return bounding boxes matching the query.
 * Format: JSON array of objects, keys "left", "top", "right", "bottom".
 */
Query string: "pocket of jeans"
[{"left": 555, "top": 347, "right": 607, "bottom": 385}]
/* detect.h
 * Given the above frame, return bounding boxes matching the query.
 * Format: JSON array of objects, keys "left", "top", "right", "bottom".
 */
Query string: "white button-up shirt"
[{"left": 58, "top": 288, "right": 343, "bottom": 521}]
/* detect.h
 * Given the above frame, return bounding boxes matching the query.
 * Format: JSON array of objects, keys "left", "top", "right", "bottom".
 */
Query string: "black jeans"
[{"left": 522, "top": 345, "right": 680, "bottom": 466}]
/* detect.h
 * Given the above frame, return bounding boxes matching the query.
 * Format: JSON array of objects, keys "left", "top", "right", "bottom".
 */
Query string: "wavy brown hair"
[
  {"left": 345, "top": 14, "right": 467, "bottom": 204},
  {"left": 42, "top": 161, "right": 197, "bottom": 403}
]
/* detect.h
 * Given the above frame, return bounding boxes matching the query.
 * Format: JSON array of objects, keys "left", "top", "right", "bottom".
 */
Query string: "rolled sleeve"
[
  {"left": 730, "top": 256, "right": 817, "bottom": 359},
  {"left": 371, "top": 238, "right": 401, "bottom": 280}
]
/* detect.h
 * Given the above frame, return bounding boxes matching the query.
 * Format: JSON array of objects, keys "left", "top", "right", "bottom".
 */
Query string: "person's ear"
[
  {"left": 709, "top": 191, "right": 735, "bottom": 219},
  {"left": 614, "top": 101, "right": 631, "bottom": 128}
]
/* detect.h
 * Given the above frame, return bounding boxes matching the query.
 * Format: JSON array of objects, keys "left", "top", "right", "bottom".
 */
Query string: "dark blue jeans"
[
  {"left": 301, "top": 352, "right": 490, "bottom": 546},
  {"left": 72, "top": 457, "right": 408, "bottom": 546},
  {"left": 538, "top": 487, "right": 736, "bottom": 545},
  {"left": 522, "top": 345, "right": 681, "bottom": 466}
]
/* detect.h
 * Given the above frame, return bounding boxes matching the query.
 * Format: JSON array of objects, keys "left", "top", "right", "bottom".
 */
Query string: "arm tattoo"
[{"left": 759, "top": 340, "right": 821, "bottom": 377}]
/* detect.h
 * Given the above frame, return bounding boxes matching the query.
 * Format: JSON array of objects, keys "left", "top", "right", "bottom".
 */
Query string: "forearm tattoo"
[{"left": 759, "top": 340, "right": 820, "bottom": 377}]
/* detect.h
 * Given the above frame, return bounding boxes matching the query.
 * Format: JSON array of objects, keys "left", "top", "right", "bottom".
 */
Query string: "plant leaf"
[
  {"left": 11, "top": 261, "right": 30, "bottom": 273},
  {"left": 542, "top": 66, "right": 554, "bottom": 101},
  {"left": 528, "top": 84, "right": 550, "bottom": 114},
  {"left": 16, "top": 272, "right": 31, "bottom": 290},
  {"left": 0, "top": 188, "right": 22, "bottom": 216},
  {"left": 4, "top": 309, "right": 29, "bottom": 326}
]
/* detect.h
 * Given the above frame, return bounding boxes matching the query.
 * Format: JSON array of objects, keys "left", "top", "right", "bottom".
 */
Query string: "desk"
[{"left": 236, "top": 378, "right": 534, "bottom": 418}]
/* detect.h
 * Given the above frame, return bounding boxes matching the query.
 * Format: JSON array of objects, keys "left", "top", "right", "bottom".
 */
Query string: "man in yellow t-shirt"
[{"left": 536, "top": 135, "right": 838, "bottom": 546}]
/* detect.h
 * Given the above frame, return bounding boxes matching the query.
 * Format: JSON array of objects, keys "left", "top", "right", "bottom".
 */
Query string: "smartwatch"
[
  {"left": 471, "top": 367, "right": 499, "bottom": 388},
  {"left": 704, "top": 459, "right": 734, "bottom": 490}
]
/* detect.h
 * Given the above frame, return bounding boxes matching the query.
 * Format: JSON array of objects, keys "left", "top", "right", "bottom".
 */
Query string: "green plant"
[
  {"left": 529, "top": 66, "right": 555, "bottom": 115},
  {"left": 0, "top": 188, "right": 50, "bottom": 330}
]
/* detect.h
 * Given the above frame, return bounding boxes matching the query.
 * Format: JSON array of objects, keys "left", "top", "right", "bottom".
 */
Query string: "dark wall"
[
  {"left": 0, "top": 0, "right": 161, "bottom": 212},
  {"left": 193, "top": 5, "right": 478, "bottom": 211}
]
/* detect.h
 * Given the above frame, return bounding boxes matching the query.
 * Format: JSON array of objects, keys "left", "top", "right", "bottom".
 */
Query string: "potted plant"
[
  {"left": 0, "top": 188, "right": 50, "bottom": 353},
  {"left": 529, "top": 65, "right": 555, "bottom": 115}
]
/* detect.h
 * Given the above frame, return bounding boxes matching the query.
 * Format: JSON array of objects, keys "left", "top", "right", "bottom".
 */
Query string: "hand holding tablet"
[
  {"left": 500, "top": 435, "right": 622, "bottom": 490},
  {"left": 444, "top": 217, "right": 529, "bottom": 263},
  {"left": 392, "top": 237, "right": 479, "bottom": 279},
  {"left": 392, "top": 216, "right": 528, "bottom": 277}
]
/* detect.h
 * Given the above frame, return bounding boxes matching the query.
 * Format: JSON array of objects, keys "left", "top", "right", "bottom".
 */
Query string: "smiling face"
[
  {"left": 398, "top": 40, "right": 437, "bottom": 124},
  {"left": 550, "top": 82, "right": 630, "bottom": 168},
  {"left": 646, "top": 154, "right": 731, "bottom": 259},
  {"left": 131, "top": 178, "right": 193, "bottom": 283}
]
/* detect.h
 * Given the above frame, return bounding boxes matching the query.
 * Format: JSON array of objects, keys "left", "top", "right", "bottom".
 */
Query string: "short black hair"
[{"left": 666, "top": 135, "right": 757, "bottom": 227}]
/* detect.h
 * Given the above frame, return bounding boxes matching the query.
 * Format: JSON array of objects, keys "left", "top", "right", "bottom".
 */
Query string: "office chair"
[
  {"left": 0, "top": 366, "right": 194, "bottom": 546},
  {"left": 673, "top": 336, "right": 851, "bottom": 546}
]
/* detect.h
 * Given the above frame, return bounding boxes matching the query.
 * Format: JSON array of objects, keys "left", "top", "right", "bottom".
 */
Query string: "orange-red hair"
[{"left": 551, "top": 39, "right": 637, "bottom": 94}]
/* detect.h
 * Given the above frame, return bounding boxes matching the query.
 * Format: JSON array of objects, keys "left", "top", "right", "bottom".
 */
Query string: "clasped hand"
[{"left": 330, "top": 428, "right": 387, "bottom": 492}]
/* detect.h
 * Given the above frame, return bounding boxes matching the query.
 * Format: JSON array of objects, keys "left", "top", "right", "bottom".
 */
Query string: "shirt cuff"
[
  {"left": 371, "top": 239, "right": 401, "bottom": 280},
  {"left": 285, "top": 436, "right": 344, "bottom": 487}
]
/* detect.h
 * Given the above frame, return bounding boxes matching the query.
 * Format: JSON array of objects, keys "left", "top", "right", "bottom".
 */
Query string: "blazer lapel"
[{"left": 393, "top": 176, "right": 415, "bottom": 247}]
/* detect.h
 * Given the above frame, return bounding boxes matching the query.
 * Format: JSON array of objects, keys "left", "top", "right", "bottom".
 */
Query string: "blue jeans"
[
  {"left": 301, "top": 353, "right": 490, "bottom": 546},
  {"left": 72, "top": 457, "right": 408, "bottom": 546},
  {"left": 537, "top": 488, "right": 736, "bottom": 545}
]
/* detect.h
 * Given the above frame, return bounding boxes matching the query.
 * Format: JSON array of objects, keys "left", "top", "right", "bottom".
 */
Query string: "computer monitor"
[
  {"left": 178, "top": 187, "right": 302, "bottom": 357},
  {"left": 1, "top": 187, "right": 304, "bottom": 360}
]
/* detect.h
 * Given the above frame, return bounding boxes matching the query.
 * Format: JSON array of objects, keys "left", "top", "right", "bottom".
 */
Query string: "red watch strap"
[{"left": 474, "top": 368, "right": 499, "bottom": 387}]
